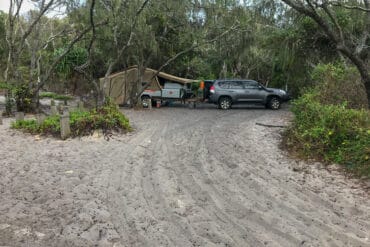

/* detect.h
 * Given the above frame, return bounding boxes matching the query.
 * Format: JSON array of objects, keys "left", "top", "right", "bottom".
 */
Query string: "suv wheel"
[
  {"left": 268, "top": 97, "right": 281, "bottom": 110},
  {"left": 218, "top": 97, "right": 232, "bottom": 110}
]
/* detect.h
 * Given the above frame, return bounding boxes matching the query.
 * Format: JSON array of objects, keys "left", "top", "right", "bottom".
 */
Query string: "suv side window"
[
  {"left": 243, "top": 80, "right": 259, "bottom": 89},
  {"left": 229, "top": 81, "right": 243, "bottom": 89},
  {"left": 219, "top": 81, "right": 230, "bottom": 89}
]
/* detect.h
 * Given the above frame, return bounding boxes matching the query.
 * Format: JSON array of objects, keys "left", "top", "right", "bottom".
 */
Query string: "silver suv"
[{"left": 209, "top": 79, "right": 290, "bottom": 110}]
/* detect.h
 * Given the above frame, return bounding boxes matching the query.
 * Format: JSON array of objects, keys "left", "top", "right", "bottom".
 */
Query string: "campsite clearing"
[{"left": 0, "top": 105, "right": 369, "bottom": 246}]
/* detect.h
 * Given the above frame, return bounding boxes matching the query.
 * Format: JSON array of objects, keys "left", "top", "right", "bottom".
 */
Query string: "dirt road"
[{"left": 0, "top": 105, "right": 369, "bottom": 246}]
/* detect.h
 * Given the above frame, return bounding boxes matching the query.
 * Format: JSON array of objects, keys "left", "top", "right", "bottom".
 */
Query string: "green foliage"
[
  {"left": 0, "top": 82, "right": 11, "bottom": 90},
  {"left": 311, "top": 63, "right": 350, "bottom": 83},
  {"left": 311, "top": 63, "right": 368, "bottom": 109},
  {"left": 300, "top": 17, "right": 317, "bottom": 33},
  {"left": 39, "top": 92, "right": 73, "bottom": 101},
  {"left": 13, "top": 84, "right": 33, "bottom": 112},
  {"left": 2, "top": 0, "right": 369, "bottom": 107},
  {"left": 187, "top": 57, "right": 216, "bottom": 79},
  {"left": 5, "top": 96, "right": 15, "bottom": 115},
  {"left": 69, "top": 100, "right": 131, "bottom": 136},
  {"left": 39, "top": 92, "right": 57, "bottom": 98},
  {"left": 40, "top": 115, "right": 61, "bottom": 135},
  {"left": 191, "top": 81, "right": 200, "bottom": 90},
  {"left": 1, "top": 82, "right": 34, "bottom": 114},
  {"left": 12, "top": 115, "right": 61, "bottom": 135},
  {"left": 0, "top": 11, "right": 6, "bottom": 69},
  {"left": 11, "top": 100, "right": 131, "bottom": 138},
  {"left": 54, "top": 46, "right": 88, "bottom": 78},
  {"left": 191, "top": 81, "right": 201, "bottom": 97},
  {"left": 12, "top": 119, "right": 39, "bottom": 133},
  {"left": 285, "top": 91, "right": 370, "bottom": 177},
  {"left": 0, "top": 82, "right": 14, "bottom": 115}
]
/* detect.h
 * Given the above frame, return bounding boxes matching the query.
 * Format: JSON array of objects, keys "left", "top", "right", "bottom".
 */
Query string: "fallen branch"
[{"left": 255, "top": 122, "right": 287, "bottom": 128}]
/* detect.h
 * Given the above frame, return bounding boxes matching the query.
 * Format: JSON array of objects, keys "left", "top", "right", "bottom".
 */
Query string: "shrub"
[
  {"left": 0, "top": 82, "right": 11, "bottom": 90},
  {"left": 39, "top": 92, "right": 56, "bottom": 98},
  {"left": 12, "top": 119, "right": 39, "bottom": 133},
  {"left": 2, "top": 83, "right": 36, "bottom": 113},
  {"left": 39, "top": 92, "right": 73, "bottom": 101},
  {"left": 285, "top": 90, "right": 370, "bottom": 177},
  {"left": 311, "top": 63, "right": 368, "bottom": 109},
  {"left": 11, "top": 100, "right": 131, "bottom": 138},
  {"left": 13, "top": 84, "right": 33, "bottom": 112},
  {"left": 40, "top": 115, "right": 61, "bottom": 135},
  {"left": 5, "top": 95, "right": 15, "bottom": 115}
]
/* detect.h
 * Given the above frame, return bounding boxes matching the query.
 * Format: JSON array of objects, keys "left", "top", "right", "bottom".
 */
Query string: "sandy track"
[{"left": 0, "top": 105, "right": 369, "bottom": 246}]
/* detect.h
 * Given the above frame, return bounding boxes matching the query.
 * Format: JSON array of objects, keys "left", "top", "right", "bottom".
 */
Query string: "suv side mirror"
[{"left": 258, "top": 85, "right": 263, "bottom": 90}]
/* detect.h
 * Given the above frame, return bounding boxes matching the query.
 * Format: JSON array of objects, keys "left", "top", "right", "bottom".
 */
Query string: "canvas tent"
[{"left": 100, "top": 65, "right": 193, "bottom": 105}]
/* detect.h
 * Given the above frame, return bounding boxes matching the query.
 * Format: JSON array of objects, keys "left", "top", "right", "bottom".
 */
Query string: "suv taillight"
[{"left": 210, "top": 85, "right": 215, "bottom": 94}]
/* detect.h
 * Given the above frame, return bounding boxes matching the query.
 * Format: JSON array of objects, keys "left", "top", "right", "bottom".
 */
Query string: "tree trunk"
[
  {"left": 364, "top": 79, "right": 370, "bottom": 108},
  {"left": 337, "top": 45, "right": 370, "bottom": 107}
]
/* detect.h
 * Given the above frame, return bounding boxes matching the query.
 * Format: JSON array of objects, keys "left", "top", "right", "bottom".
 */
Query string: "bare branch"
[
  {"left": 281, "top": 0, "right": 339, "bottom": 43},
  {"left": 21, "top": 0, "right": 55, "bottom": 42},
  {"left": 74, "top": 0, "right": 100, "bottom": 93},
  {"left": 36, "top": 19, "right": 108, "bottom": 92},
  {"left": 331, "top": 1, "right": 370, "bottom": 12},
  {"left": 155, "top": 22, "right": 239, "bottom": 76},
  {"left": 103, "top": 0, "right": 150, "bottom": 78},
  {"left": 321, "top": 2, "right": 344, "bottom": 42},
  {"left": 134, "top": 21, "right": 240, "bottom": 98},
  {"left": 41, "top": 29, "right": 71, "bottom": 50}
]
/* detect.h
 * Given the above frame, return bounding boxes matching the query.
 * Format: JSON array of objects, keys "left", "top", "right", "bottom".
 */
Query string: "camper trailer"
[
  {"left": 100, "top": 66, "right": 194, "bottom": 106},
  {"left": 141, "top": 81, "right": 193, "bottom": 102}
]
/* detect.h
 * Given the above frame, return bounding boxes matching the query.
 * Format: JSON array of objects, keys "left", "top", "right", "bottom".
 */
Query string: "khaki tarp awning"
[
  {"left": 99, "top": 65, "right": 193, "bottom": 104},
  {"left": 105, "top": 66, "right": 193, "bottom": 84}
]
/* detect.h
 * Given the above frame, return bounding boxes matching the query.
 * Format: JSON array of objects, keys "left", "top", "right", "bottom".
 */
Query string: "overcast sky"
[
  {"left": 0, "top": 0, "right": 36, "bottom": 14},
  {"left": 0, "top": 0, "right": 71, "bottom": 18}
]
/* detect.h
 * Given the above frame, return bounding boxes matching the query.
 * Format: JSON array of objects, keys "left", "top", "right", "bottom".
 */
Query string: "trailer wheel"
[{"left": 141, "top": 95, "right": 151, "bottom": 108}]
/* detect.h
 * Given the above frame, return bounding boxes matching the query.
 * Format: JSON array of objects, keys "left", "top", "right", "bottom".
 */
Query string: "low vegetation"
[
  {"left": 39, "top": 92, "right": 74, "bottom": 101},
  {"left": 11, "top": 101, "right": 131, "bottom": 138},
  {"left": 284, "top": 64, "right": 370, "bottom": 178},
  {"left": 0, "top": 82, "right": 10, "bottom": 90}
]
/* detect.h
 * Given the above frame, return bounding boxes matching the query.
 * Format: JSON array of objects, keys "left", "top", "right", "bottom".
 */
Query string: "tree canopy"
[{"left": 1, "top": 0, "right": 369, "bottom": 109}]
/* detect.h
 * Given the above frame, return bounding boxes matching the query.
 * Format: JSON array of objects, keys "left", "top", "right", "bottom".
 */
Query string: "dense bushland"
[
  {"left": 285, "top": 64, "right": 370, "bottom": 177},
  {"left": 310, "top": 64, "right": 368, "bottom": 109}
]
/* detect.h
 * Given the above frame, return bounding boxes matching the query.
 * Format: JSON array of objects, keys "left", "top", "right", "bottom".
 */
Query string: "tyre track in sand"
[
  {"left": 102, "top": 113, "right": 166, "bottom": 246},
  {"left": 195, "top": 113, "right": 368, "bottom": 246},
  {"left": 109, "top": 107, "right": 370, "bottom": 246},
  {"left": 160, "top": 110, "right": 301, "bottom": 246}
]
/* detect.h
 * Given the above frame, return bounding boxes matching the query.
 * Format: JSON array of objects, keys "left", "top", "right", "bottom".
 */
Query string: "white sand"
[{"left": 0, "top": 106, "right": 369, "bottom": 246}]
